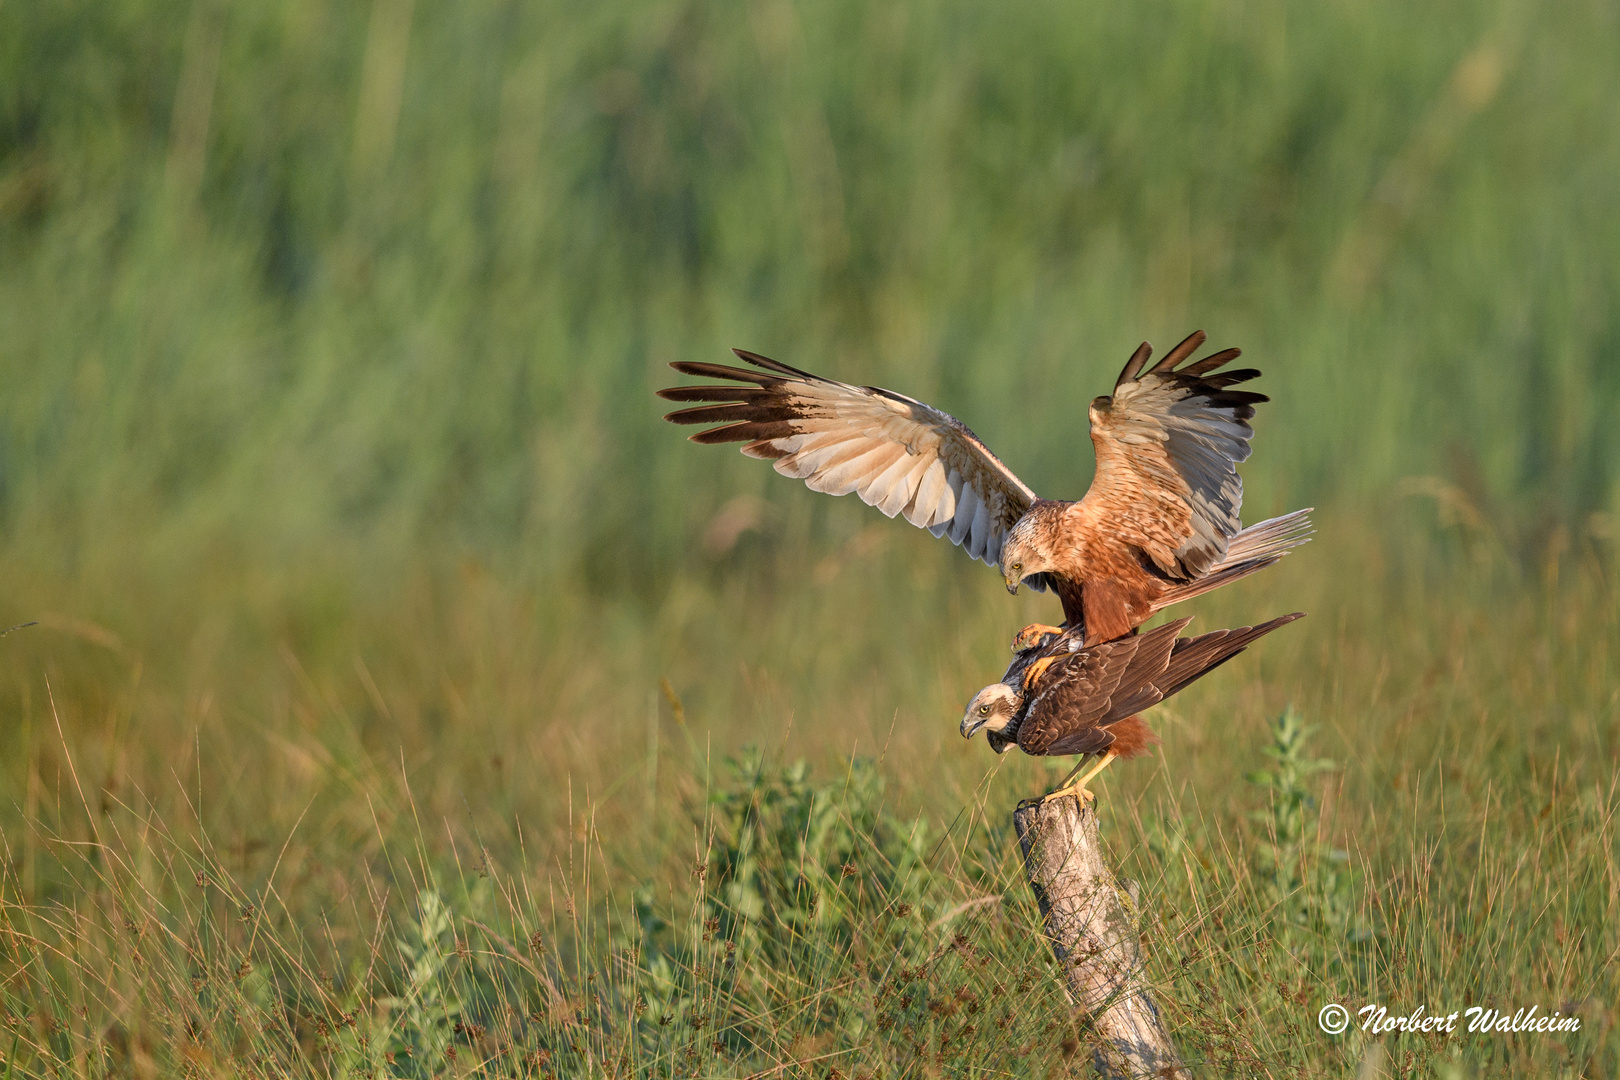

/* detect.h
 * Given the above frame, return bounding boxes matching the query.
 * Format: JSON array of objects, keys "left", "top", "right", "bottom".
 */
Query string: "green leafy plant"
[
  {"left": 631, "top": 748, "right": 956, "bottom": 1060},
  {"left": 701, "top": 747, "right": 933, "bottom": 955},
  {"left": 1247, "top": 707, "right": 1365, "bottom": 945},
  {"left": 386, "top": 889, "right": 462, "bottom": 1072}
]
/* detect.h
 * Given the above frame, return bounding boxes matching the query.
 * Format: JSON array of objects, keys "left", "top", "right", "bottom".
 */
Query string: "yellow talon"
[
  {"left": 1039, "top": 752, "right": 1118, "bottom": 805},
  {"left": 1013, "top": 623, "right": 1065, "bottom": 651},
  {"left": 1038, "top": 785, "right": 1098, "bottom": 806},
  {"left": 1022, "top": 654, "right": 1060, "bottom": 688}
]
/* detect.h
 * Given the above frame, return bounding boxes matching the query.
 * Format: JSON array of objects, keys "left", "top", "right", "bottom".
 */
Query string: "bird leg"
[
  {"left": 1022, "top": 654, "right": 1060, "bottom": 688},
  {"left": 1013, "top": 623, "right": 1065, "bottom": 651},
  {"left": 1040, "top": 751, "right": 1119, "bottom": 805}
]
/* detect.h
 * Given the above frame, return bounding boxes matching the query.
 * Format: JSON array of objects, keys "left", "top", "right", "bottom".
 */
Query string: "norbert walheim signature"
[{"left": 1317, "top": 1002, "right": 1582, "bottom": 1036}]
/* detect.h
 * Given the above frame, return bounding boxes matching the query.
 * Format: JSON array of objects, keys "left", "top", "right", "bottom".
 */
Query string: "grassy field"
[{"left": 2, "top": 0, "right": 1618, "bottom": 1075}]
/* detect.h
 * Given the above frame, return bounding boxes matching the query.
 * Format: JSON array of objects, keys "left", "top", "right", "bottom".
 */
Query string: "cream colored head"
[
  {"left": 1000, "top": 514, "right": 1061, "bottom": 594},
  {"left": 960, "top": 683, "right": 1020, "bottom": 739}
]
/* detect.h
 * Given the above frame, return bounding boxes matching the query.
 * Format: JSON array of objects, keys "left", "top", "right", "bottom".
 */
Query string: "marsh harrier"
[
  {"left": 658, "top": 333, "right": 1309, "bottom": 645},
  {"left": 960, "top": 613, "right": 1304, "bottom": 802}
]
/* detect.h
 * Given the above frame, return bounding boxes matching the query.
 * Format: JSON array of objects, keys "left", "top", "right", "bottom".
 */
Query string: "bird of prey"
[
  {"left": 658, "top": 333, "right": 1309, "bottom": 645},
  {"left": 959, "top": 613, "right": 1305, "bottom": 803}
]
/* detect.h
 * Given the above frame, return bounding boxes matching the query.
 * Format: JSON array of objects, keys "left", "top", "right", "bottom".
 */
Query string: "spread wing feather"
[
  {"left": 1015, "top": 613, "right": 1303, "bottom": 758},
  {"left": 1079, "top": 331, "right": 1268, "bottom": 581},
  {"left": 660, "top": 350, "right": 1038, "bottom": 570}
]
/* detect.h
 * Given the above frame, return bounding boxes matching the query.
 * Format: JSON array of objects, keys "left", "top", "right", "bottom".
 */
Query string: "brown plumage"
[
  {"left": 959, "top": 613, "right": 1305, "bottom": 774},
  {"left": 658, "top": 334, "right": 1310, "bottom": 645}
]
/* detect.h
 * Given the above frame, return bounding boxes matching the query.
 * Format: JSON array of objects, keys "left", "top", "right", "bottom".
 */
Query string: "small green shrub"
[{"left": 1247, "top": 706, "right": 1370, "bottom": 950}]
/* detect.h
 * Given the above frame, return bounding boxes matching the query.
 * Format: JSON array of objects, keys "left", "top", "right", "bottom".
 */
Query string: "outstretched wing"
[
  {"left": 1078, "top": 331, "right": 1268, "bottom": 581},
  {"left": 659, "top": 350, "right": 1038, "bottom": 569}
]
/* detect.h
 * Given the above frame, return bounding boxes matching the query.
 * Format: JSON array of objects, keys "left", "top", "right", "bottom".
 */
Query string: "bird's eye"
[
  {"left": 1011, "top": 562, "right": 1022, "bottom": 572},
  {"left": 978, "top": 704, "right": 991, "bottom": 715}
]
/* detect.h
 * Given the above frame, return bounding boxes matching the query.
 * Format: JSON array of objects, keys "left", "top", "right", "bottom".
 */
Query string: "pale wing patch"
[
  {"left": 662, "top": 354, "right": 1038, "bottom": 570},
  {"left": 908, "top": 460, "right": 952, "bottom": 529},
  {"left": 1077, "top": 337, "right": 1267, "bottom": 580}
]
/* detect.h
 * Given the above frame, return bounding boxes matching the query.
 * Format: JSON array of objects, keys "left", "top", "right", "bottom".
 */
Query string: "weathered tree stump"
[{"left": 1013, "top": 793, "right": 1189, "bottom": 1080}]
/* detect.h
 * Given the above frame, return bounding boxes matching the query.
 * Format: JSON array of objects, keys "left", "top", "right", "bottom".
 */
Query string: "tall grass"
[
  {"left": 1, "top": 0, "right": 1618, "bottom": 1074},
  {"left": 2, "top": 660, "right": 1616, "bottom": 1075}
]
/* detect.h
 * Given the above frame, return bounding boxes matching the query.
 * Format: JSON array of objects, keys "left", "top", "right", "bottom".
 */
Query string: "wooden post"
[{"left": 1013, "top": 794, "right": 1189, "bottom": 1080}]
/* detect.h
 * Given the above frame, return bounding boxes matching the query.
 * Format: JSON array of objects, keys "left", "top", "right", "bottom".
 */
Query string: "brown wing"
[
  {"left": 1016, "top": 619, "right": 1190, "bottom": 757},
  {"left": 659, "top": 351, "right": 1038, "bottom": 569},
  {"left": 1077, "top": 331, "right": 1268, "bottom": 583},
  {"left": 1015, "top": 612, "right": 1303, "bottom": 758},
  {"left": 1142, "top": 612, "right": 1306, "bottom": 705}
]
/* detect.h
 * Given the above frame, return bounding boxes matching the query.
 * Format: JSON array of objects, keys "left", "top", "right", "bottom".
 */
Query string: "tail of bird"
[
  {"left": 1151, "top": 508, "right": 1313, "bottom": 614},
  {"left": 1224, "top": 507, "right": 1315, "bottom": 563},
  {"left": 1097, "top": 612, "right": 1305, "bottom": 726},
  {"left": 1155, "top": 612, "right": 1306, "bottom": 700}
]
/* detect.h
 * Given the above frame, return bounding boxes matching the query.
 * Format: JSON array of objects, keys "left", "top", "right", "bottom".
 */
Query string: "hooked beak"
[
  {"left": 960, "top": 713, "right": 985, "bottom": 739},
  {"left": 1004, "top": 573, "right": 1020, "bottom": 595}
]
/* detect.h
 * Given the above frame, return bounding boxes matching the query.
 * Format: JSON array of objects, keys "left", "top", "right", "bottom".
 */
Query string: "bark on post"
[{"left": 1013, "top": 793, "right": 1189, "bottom": 1080}]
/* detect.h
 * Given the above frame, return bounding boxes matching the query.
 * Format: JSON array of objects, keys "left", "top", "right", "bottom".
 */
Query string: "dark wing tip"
[
  {"left": 732, "top": 348, "right": 818, "bottom": 380},
  {"left": 1182, "top": 346, "right": 1243, "bottom": 376},
  {"left": 1147, "top": 331, "right": 1208, "bottom": 374},
  {"left": 686, "top": 420, "right": 797, "bottom": 445},
  {"left": 657, "top": 385, "right": 761, "bottom": 403},
  {"left": 1116, "top": 342, "right": 1153, "bottom": 388},
  {"left": 665, "top": 408, "right": 746, "bottom": 427},
  {"left": 1234, "top": 611, "right": 1307, "bottom": 639},
  {"left": 667, "top": 360, "right": 774, "bottom": 385},
  {"left": 662, "top": 403, "right": 747, "bottom": 425},
  {"left": 1201, "top": 368, "right": 1262, "bottom": 389}
]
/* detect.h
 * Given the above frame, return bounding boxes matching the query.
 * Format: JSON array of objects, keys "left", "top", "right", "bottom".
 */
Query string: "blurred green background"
[
  {"left": 6, "top": 0, "right": 1617, "bottom": 578},
  {"left": 3, "top": 0, "right": 1618, "bottom": 826},
  {"left": 5, "top": 0, "right": 1620, "bottom": 831},
  {"left": 2, "top": 0, "right": 1618, "bottom": 1072}
]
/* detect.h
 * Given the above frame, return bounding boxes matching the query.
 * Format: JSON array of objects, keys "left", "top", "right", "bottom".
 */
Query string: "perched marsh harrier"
[
  {"left": 658, "top": 333, "right": 1309, "bottom": 644},
  {"left": 960, "top": 613, "right": 1304, "bottom": 802}
]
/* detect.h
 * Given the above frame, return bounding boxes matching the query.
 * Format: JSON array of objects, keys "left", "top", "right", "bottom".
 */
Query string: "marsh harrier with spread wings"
[
  {"left": 960, "top": 612, "right": 1304, "bottom": 803},
  {"left": 659, "top": 332, "right": 1309, "bottom": 644}
]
